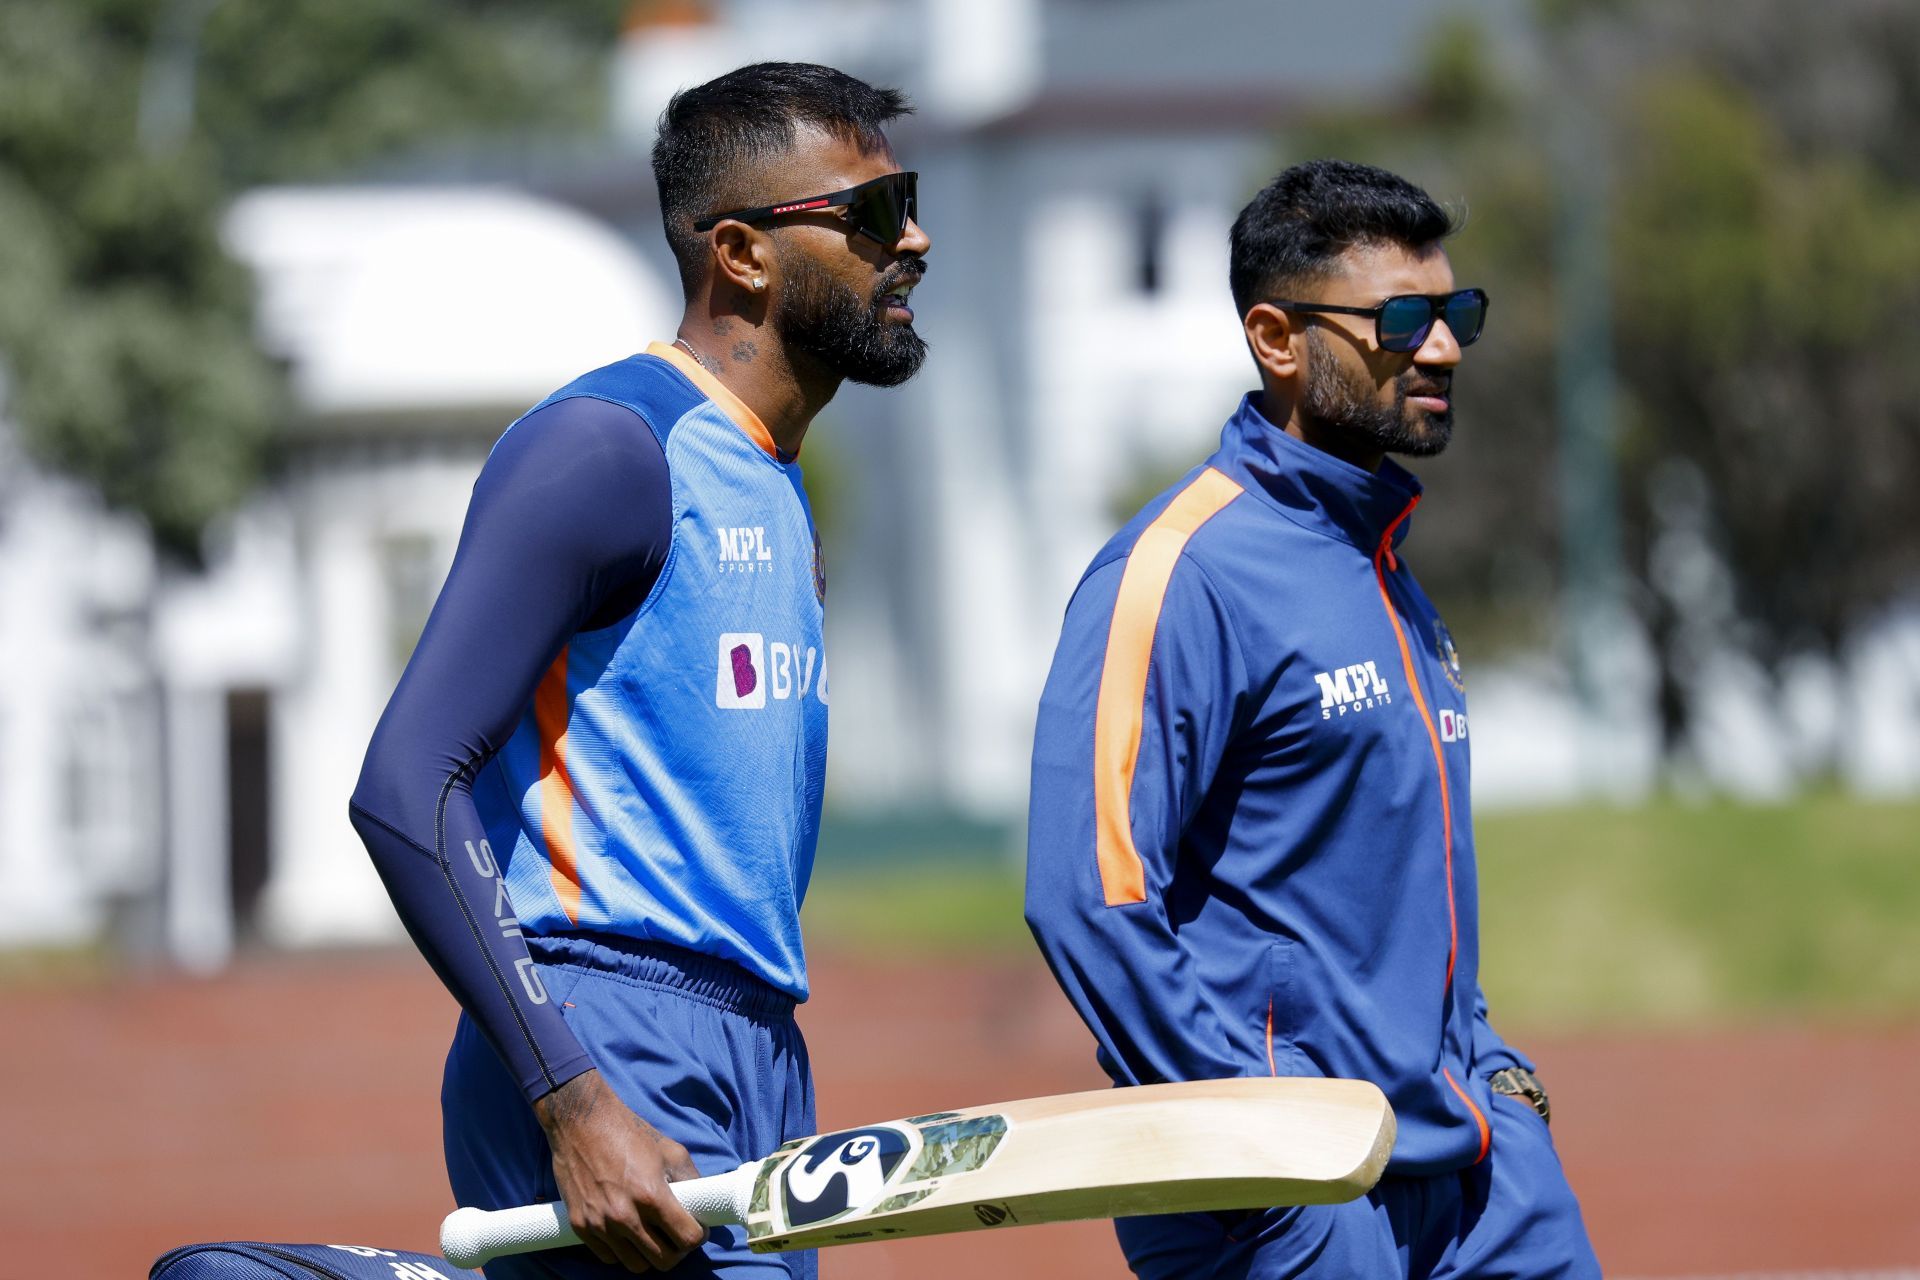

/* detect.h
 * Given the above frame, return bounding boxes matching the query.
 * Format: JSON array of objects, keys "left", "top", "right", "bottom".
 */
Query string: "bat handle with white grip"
[{"left": 439, "top": 1163, "right": 755, "bottom": 1270}]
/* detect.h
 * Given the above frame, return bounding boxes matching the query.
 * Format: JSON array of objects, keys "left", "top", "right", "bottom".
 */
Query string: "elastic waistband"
[{"left": 527, "top": 932, "right": 798, "bottom": 1021}]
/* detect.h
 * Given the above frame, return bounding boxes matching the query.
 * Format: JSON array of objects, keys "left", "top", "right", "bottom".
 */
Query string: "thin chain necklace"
[{"left": 674, "top": 336, "right": 715, "bottom": 374}]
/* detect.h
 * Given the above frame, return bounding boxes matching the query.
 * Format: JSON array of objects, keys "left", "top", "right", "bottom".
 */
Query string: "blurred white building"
[
  {"left": 0, "top": 188, "right": 677, "bottom": 964},
  {"left": 0, "top": 415, "right": 160, "bottom": 948},
  {"left": 597, "top": 0, "right": 1540, "bottom": 810},
  {"left": 3, "top": 0, "right": 1917, "bottom": 964}
]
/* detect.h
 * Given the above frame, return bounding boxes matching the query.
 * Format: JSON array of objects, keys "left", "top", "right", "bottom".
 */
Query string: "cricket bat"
[{"left": 439, "top": 1077, "right": 1394, "bottom": 1268}]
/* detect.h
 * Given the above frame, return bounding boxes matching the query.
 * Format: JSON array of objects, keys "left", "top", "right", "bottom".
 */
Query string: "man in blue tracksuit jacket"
[{"left": 1025, "top": 161, "right": 1600, "bottom": 1277}]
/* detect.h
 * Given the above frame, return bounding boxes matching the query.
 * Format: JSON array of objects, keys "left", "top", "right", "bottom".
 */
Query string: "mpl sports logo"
[
  {"left": 717, "top": 525, "right": 774, "bottom": 574},
  {"left": 716, "top": 632, "right": 829, "bottom": 708},
  {"left": 1314, "top": 660, "right": 1391, "bottom": 719}
]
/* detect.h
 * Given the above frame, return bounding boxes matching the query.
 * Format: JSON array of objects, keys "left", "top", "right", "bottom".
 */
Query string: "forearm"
[
  {"left": 351, "top": 778, "right": 594, "bottom": 1101},
  {"left": 1025, "top": 904, "right": 1249, "bottom": 1084}
]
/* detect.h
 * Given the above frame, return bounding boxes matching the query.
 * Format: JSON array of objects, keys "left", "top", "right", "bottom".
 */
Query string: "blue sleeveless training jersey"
[{"left": 472, "top": 343, "right": 829, "bottom": 1000}]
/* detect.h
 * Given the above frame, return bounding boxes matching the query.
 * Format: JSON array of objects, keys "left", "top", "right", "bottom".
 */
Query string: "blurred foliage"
[
  {"left": 1613, "top": 69, "right": 1920, "bottom": 667},
  {"left": 192, "top": 0, "right": 627, "bottom": 186},
  {"left": 1275, "top": 15, "right": 1563, "bottom": 663},
  {"left": 1418, "top": 13, "right": 1511, "bottom": 127},
  {"left": 0, "top": 5, "right": 272, "bottom": 556},
  {"left": 1269, "top": 1, "right": 1920, "bottom": 759},
  {"left": 1581, "top": 1, "right": 1920, "bottom": 761},
  {"left": 0, "top": 0, "right": 626, "bottom": 557},
  {"left": 806, "top": 793, "right": 1920, "bottom": 1027}
]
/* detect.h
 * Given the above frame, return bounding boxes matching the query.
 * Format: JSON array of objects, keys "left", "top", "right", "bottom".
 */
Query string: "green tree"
[
  {"left": 1274, "top": 16, "right": 1565, "bottom": 660},
  {"left": 0, "top": 0, "right": 626, "bottom": 557},
  {"left": 1614, "top": 69, "right": 1920, "bottom": 672},
  {"left": 1273, "top": 2, "right": 1920, "bottom": 770}
]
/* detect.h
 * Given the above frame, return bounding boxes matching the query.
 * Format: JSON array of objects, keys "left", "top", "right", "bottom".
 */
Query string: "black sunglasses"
[
  {"left": 693, "top": 171, "right": 919, "bottom": 247},
  {"left": 1267, "top": 288, "right": 1490, "bottom": 353}
]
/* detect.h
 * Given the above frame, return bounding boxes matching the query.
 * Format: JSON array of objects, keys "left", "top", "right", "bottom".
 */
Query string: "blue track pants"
[
  {"left": 1117, "top": 1090, "right": 1600, "bottom": 1279},
  {"left": 443, "top": 936, "right": 816, "bottom": 1279}
]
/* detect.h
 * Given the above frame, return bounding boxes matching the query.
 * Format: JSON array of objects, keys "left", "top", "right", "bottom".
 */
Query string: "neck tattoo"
[{"left": 674, "top": 337, "right": 716, "bottom": 374}]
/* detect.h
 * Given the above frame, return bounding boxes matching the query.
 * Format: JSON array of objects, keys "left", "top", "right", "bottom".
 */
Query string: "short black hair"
[
  {"left": 652, "top": 62, "right": 913, "bottom": 295},
  {"left": 1228, "top": 160, "right": 1456, "bottom": 317}
]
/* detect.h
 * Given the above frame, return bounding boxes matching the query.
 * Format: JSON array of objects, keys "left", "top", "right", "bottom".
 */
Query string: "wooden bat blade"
[
  {"left": 438, "top": 1077, "right": 1395, "bottom": 1267},
  {"left": 744, "top": 1077, "right": 1394, "bottom": 1253}
]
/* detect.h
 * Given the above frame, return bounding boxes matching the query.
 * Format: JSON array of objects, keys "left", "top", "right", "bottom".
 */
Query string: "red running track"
[{"left": 4, "top": 950, "right": 1916, "bottom": 1277}]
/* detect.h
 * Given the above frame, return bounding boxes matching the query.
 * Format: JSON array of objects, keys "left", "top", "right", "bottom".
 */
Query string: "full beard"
[
  {"left": 1302, "top": 329, "right": 1452, "bottom": 458},
  {"left": 774, "top": 252, "right": 928, "bottom": 388}
]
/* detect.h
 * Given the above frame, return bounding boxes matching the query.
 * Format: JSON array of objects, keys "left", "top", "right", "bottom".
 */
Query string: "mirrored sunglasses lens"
[
  {"left": 893, "top": 173, "right": 916, "bottom": 234},
  {"left": 851, "top": 176, "right": 910, "bottom": 243},
  {"left": 1379, "top": 296, "right": 1435, "bottom": 351},
  {"left": 1444, "top": 292, "right": 1487, "bottom": 345}
]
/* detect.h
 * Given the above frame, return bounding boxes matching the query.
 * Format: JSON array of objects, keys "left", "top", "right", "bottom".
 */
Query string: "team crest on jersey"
[
  {"left": 1434, "top": 621, "right": 1466, "bottom": 692},
  {"left": 811, "top": 527, "right": 826, "bottom": 605}
]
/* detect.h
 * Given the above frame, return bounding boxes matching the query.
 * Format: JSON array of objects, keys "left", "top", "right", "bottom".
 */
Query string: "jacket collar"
[{"left": 1211, "top": 393, "right": 1423, "bottom": 554}]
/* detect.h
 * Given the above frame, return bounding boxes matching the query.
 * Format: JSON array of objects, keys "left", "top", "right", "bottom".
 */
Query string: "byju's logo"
[
  {"left": 717, "top": 633, "right": 767, "bottom": 708},
  {"left": 716, "top": 633, "right": 828, "bottom": 709},
  {"left": 1314, "top": 661, "right": 1391, "bottom": 719},
  {"left": 718, "top": 526, "right": 773, "bottom": 573}
]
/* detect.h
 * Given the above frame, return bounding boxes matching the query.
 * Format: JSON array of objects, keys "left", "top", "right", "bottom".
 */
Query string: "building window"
[
  {"left": 61, "top": 692, "right": 146, "bottom": 889},
  {"left": 1134, "top": 192, "right": 1166, "bottom": 295},
  {"left": 381, "top": 533, "right": 445, "bottom": 677}
]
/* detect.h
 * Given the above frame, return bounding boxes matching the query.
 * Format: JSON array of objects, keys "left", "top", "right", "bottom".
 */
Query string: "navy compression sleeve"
[{"left": 349, "top": 396, "right": 671, "bottom": 1103}]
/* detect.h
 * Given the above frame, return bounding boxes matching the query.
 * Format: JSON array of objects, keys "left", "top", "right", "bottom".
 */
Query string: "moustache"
[{"left": 873, "top": 255, "right": 928, "bottom": 298}]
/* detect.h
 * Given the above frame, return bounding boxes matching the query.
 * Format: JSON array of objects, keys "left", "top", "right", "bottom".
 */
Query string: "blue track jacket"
[{"left": 1025, "top": 394, "right": 1531, "bottom": 1176}]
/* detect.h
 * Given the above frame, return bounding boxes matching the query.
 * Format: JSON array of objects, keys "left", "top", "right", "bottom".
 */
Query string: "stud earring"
[{"left": 752, "top": 277, "right": 765, "bottom": 292}]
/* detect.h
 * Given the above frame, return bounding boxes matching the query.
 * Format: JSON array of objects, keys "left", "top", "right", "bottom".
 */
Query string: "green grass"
[
  {"left": 0, "top": 941, "right": 114, "bottom": 987},
  {"left": 805, "top": 793, "right": 1920, "bottom": 1028},
  {"left": 804, "top": 853, "right": 1035, "bottom": 955},
  {"left": 1475, "top": 792, "right": 1920, "bottom": 1029}
]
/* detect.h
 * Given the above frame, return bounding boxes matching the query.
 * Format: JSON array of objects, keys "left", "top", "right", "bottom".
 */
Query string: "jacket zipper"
[{"left": 1371, "top": 495, "right": 1491, "bottom": 1164}]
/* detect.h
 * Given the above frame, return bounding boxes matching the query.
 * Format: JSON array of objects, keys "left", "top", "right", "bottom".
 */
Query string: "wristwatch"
[{"left": 1487, "top": 1066, "right": 1551, "bottom": 1124}]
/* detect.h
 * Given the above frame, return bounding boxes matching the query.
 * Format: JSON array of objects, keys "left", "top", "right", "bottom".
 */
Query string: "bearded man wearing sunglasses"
[
  {"left": 350, "top": 63, "right": 928, "bottom": 1278},
  {"left": 1025, "top": 160, "right": 1599, "bottom": 1278}
]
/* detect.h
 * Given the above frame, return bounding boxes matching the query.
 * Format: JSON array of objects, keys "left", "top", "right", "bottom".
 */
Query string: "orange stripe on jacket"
[
  {"left": 1371, "top": 497, "right": 1458, "bottom": 989},
  {"left": 1092, "top": 467, "right": 1244, "bottom": 906},
  {"left": 1375, "top": 497, "right": 1492, "bottom": 1164},
  {"left": 1444, "top": 1067, "right": 1493, "bottom": 1164},
  {"left": 536, "top": 648, "right": 583, "bottom": 923}
]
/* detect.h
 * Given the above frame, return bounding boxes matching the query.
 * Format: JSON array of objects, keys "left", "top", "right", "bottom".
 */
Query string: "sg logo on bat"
[{"left": 780, "top": 1126, "right": 916, "bottom": 1227}]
